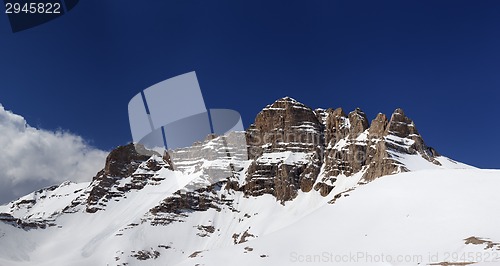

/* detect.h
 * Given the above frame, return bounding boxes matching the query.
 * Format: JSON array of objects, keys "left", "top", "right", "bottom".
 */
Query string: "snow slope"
[
  {"left": 182, "top": 168, "right": 500, "bottom": 266},
  {"left": 2, "top": 97, "right": 495, "bottom": 266},
  {"left": 0, "top": 152, "right": 498, "bottom": 266}
]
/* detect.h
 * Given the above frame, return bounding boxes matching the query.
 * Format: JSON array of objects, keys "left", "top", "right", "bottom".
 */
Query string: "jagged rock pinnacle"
[
  {"left": 348, "top": 108, "right": 369, "bottom": 138},
  {"left": 245, "top": 97, "right": 440, "bottom": 202},
  {"left": 368, "top": 113, "right": 388, "bottom": 137}
]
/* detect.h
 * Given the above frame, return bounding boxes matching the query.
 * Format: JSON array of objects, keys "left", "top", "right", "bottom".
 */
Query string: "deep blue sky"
[{"left": 1, "top": 0, "right": 499, "bottom": 168}]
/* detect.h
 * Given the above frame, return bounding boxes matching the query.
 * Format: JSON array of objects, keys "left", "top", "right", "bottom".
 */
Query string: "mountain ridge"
[
  {"left": 0, "top": 96, "right": 482, "bottom": 266},
  {"left": 245, "top": 96, "right": 442, "bottom": 201}
]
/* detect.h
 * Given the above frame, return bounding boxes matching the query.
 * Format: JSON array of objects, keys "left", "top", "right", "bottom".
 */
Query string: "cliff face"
[
  {"left": 244, "top": 97, "right": 324, "bottom": 202},
  {"left": 243, "top": 97, "right": 439, "bottom": 201},
  {"left": 3, "top": 96, "right": 442, "bottom": 220}
]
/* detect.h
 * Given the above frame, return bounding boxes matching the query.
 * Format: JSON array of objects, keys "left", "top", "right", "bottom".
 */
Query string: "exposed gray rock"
[
  {"left": 76, "top": 98, "right": 441, "bottom": 213},
  {"left": 86, "top": 144, "right": 168, "bottom": 213},
  {"left": 348, "top": 108, "right": 369, "bottom": 138},
  {"left": 244, "top": 97, "right": 324, "bottom": 202},
  {"left": 242, "top": 98, "right": 439, "bottom": 202},
  {"left": 369, "top": 113, "right": 388, "bottom": 137}
]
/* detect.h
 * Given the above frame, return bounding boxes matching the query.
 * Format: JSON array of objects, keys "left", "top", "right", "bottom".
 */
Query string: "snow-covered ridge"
[{"left": 0, "top": 97, "right": 494, "bottom": 266}]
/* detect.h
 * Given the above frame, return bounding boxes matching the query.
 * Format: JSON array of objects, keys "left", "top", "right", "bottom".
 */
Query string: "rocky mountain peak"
[
  {"left": 245, "top": 97, "right": 323, "bottom": 202},
  {"left": 393, "top": 107, "right": 405, "bottom": 116},
  {"left": 386, "top": 108, "right": 419, "bottom": 138},
  {"left": 323, "top": 107, "right": 348, "bottom": 145},
  {"left": 244, "top": 98, "right": 443, "bottom": 202},
  {"left": 103, "top": 143, "right": 156, "bottom": 177},
  {"left": 86, "top": 144, "right": 168, "bottom": 213},
  {"left": 275, "top": 96, "right": 298, "bottom": 103},
  {"left": 331, "top": 107, "right": 346, "bottom": 117},
  {"left": 347, "top": 107, "right": 369, "bottom": 138},
  {"left": 71, "top": 98, "right": 442, "bottom": 207},
  {"left": 264, "top": 96, "right": 304, "bottom": 110},
  {"left": 247, "top": 97, "right": 321, "bottom": 156},
  {"left": 368, "top": 113, "right": 388, "bottom": 137}
]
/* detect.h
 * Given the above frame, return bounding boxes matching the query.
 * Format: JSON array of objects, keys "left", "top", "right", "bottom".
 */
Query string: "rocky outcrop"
[
  {"left": 240, "top": 98, "right": 440, "bottom": 202},
  {"left": 244, "top": 97, "right": 324, "bottom": 202},
  {"left": 72, "top": 98, "right": 442, "bottom": 213},
  {"left": 323, "top": 107, "right": 349, "bottom": 145},
  {"left": 368, "top": 113, "right": 388, "bottom": 137},
  {"left": 246, "top": 97, "right": 323, "bottom": 158},
  {"left": 347, "top": 108, "right": 369, "bottom": 138},
  {"left": 145, "top": 181, "right": 237, "bottom": 226},
  {"left": 79, "top": 97, "right": 440, "bottom": 209},
  {"left": 86, "top": 144, "right": 168, "bottom": 213},
  {"left": 385, "top": 108, "right": 440, "bottom": 161},
  {"left": 0, "top": 212, "right": 55, "bottom": 230},
  {"left": 103, "top": 143, "right": 155, "bottom": 177},
  {"left": 315, "top": 106, "right": 439, "bottom": 189}
]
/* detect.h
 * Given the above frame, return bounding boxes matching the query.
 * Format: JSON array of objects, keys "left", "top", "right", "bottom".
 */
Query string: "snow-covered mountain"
[{"left": 1, "top": 97, "right": 499, "bottom": 266}]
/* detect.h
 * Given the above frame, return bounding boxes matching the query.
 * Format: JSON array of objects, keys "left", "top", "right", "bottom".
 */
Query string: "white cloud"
[{"left": 0, "top": 104, "right": 107, "bottom": 204}]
